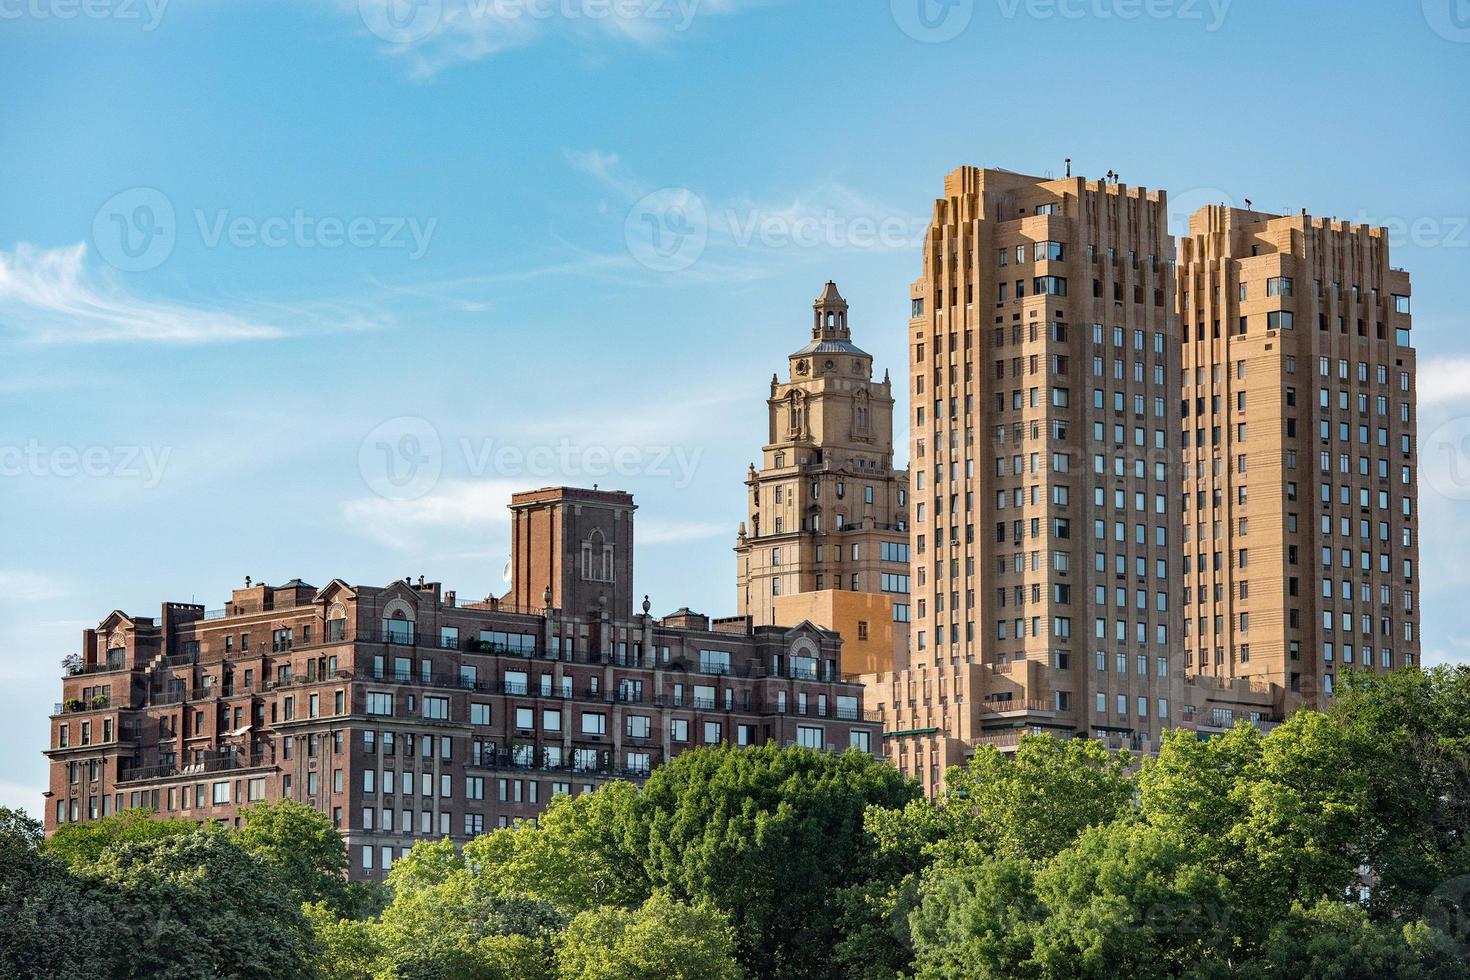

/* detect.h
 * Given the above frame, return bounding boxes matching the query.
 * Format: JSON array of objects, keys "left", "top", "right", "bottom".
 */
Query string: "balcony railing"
[
  {"left": 54, "top": 697, "right": 113, "bottom": 715},
  {"left": 977, "top": 698, "right": 1056, "bottom": 714},
  {"left": 120, "top": 750, "right": 269, "bottom": 783}
]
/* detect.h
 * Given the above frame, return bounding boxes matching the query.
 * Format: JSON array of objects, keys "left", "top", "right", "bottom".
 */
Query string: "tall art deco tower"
[
  {"left": 1175, "top": 205, "right": 1421, "bottom": 706},
  {"left": 874, "top": 166, "right": 1187, "bottom": 793}
]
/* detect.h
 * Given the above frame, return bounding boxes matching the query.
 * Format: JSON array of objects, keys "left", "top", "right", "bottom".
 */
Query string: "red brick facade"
[{"left": 44, "top": 487, "right": 881, "bottom": 879}]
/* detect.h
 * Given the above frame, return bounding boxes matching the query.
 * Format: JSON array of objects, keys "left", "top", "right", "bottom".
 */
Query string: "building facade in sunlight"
[
  {"left": 1175, "top": 205, "right": 1421, "bottom": 706},
  {"left": 868, "top": 167, "right": 1421, "bottom": 796},
  {"left": 734, "top": 282, "right": 912, "bottom": 678},
  {"left": 44, "top": 486, "right": 880, "bottom": 879}
]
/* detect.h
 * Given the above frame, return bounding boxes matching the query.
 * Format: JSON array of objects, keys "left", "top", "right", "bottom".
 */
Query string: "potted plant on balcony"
[
  {"left": 63, "top": 697, "right": 82, "bottom": 712},
  {"left": 90, "top": 693, "right": 109, "bottom": 709},
  {"left": 60, "top": 653, "right": 82, "bottom": 676}
]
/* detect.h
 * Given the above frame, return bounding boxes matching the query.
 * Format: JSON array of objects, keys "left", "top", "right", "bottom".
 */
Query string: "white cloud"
[
  {"left": 1416, "top": 355, "right": 1470, "bottom": 406},
  {"left": 637, "top": 519, "right": 724, "bottom": 544},
  {"left": 348, "top": 0, "right": 767, "bottom": 79},
  {"left": 340, "top": 478, "right": 520, "bottom": 549},
  {"left": 564, "top": 148, "right": 928, "bottom": 282},
  {"left": 0, "top": 571, "right": 68, "bottom": 604},
  {"left": 0, "top": 242, "right": 389, "bottom": 345}
]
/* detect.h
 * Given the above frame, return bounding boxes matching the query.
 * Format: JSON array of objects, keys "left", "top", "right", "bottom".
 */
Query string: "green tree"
[
  {"left": 0, "top": 807, "right": 115, "bottom": 979},
  {"left": 235, "top": 798, "right": 360, "bottom": 915},
  {"left": 1251, "top": 898, "right": 1470, "bottom": 980},
  {"left": 1328, "top": 665, "right": 1470, "bottom": 923},
  {"left": 1026, "top": 822, "right": 1235, "bottom": 979},
  {"left": 82, "top": 828, "right": 318, "bottom": 979},
  {"left": 908, "top": 857, "right": 1041, "bottom": 980},
  {"left": 637, "top": 745, "right": 918, "bottom": 980},
  {"left": 465, "top": 780, "right": 647, "bottom": 913},
  {"left": 368, "top": 837, "right": 565, "bottom": 980},
  {"left": 555, "top": 891, "right": 742, "bottom": 980},
  {"left": 940, "top": 734, "right": 1135, "bottom": 865},
  {"left": 44, "top": 805, "right": 195, "bottom": 868},
  {"left": 303, "top": 902, "right": 382, "bottom": 980}
]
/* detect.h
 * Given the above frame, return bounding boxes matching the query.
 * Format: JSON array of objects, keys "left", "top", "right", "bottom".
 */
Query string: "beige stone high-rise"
[
  {"left": 735, "top": 283, "right": 912, "bottom": 678},
  {"left": 874, "top": 166, "right": 1187, "bottom": 793},
  {"left": 1176, "top": 206, "right": 1421, "bottom": 707}
]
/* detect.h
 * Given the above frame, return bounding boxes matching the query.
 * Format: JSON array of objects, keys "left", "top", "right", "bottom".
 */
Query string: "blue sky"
[{"left": 1, "top": 0, "right": 1467, "bottom": 811}]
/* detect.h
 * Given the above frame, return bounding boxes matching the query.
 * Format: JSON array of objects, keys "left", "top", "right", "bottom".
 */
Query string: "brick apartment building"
[{"left": 45, "top": 486, "right": 881, "bottom": 879}]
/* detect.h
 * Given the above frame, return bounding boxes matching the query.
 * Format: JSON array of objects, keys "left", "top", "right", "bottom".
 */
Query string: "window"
[
  {"left": 699, "top": 650, "right": 731, "bottom": 675},
  {"left": 703, "top": 721, "right": 722, "bottom": 744},
  {"left": 581, "top": 712, "right": 607, "bottom": 736},
  {"left": 850, "top": 730, "right": 871, "bottom": 753},
  {"left": 422, "top": 696, "right": 449, "bottom": 720},
  {"left": 626, "top": 714, "right": 651, "bottom": 738},
  {"left": 383, "top": 617, "right": 415, "bottom": 645},
  {"left": 366, "top": 693, "right": 393, "bottom": 716}
]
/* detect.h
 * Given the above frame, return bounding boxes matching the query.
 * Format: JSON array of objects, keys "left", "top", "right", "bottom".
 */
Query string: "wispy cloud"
[
  {"left": 340, "top": 478, "right": 520, "bottom": 549},
  {"left": 0, "top": 571, "right": 69, "bottom": 604},
  {"left": 347, "top": 0, "right": 766, "bottom": 79},
  {"left": 565, "top": 147, "right": 928, "bottom": 282},
  {"left": 638, "top": 519, "right": 724, "bottom": 545},
  {"left": 1417, "top": 355, "right": 1470, "bottom": 406},
  {"left": 0, "top": 242, "right": 389, "bottom": 345}
]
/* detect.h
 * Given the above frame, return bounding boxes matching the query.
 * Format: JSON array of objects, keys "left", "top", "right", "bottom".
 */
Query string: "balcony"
[
  {"left": 977, "top": 698, "right": 1056, "bottom": 716},
  {"left": 54, "top": 696, "right": 113, "bottom": 714},
  {"left": 835, "top": 706, "right": 883, "bottom": 722},
  {"left": 119, "top": 749, "right": 269, "bottom": 784}
]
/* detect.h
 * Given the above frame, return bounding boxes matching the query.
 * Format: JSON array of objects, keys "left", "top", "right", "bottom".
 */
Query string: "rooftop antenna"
[
  {"left": 1244, "top": 198, "right": 1252, "bottom": 210},
  {"left": 1064, "top": 158, "right": 1071, "bottom": 178}
]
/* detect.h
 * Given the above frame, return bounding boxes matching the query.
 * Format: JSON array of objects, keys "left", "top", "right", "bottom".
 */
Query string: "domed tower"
[{"left": 735, "top": 282, "right": 911, "bottom": 678}]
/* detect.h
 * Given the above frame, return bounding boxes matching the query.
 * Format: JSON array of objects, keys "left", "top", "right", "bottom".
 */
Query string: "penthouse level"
[{"left": 44, "top": 486, "right": 881, "bottom": 880}]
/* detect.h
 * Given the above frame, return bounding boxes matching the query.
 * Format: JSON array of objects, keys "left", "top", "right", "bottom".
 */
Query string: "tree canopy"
[{"left": 8, "top": 665, "right": 1469, "bottom": 979}]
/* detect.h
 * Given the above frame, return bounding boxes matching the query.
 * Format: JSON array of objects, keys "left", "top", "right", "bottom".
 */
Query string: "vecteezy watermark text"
[
  {"left": 0, "top": 0, "right": 168, "bottom": 30},
  {"left": 891, "top": 0, "right": 1230, "bottom": 42},
  {"left": 0, "top": 440, "right": 171, "bottom": 489},
  {"left": 92, "top": 187, "right": 438, "bottom": 271},
  {"left": 359, "top": 417, "right": 704, "bottom": 501},
  {"left": 195, "top": 210, "right": 436, "bottom": 259}
]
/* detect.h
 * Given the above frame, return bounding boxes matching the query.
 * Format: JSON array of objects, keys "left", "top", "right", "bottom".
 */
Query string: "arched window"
[{"left": 581, "top": 528, "right": 613, "bottom": 582}]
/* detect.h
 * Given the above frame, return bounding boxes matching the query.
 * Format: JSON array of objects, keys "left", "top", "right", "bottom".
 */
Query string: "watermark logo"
[
  {"left": 360, "top": 0, "right": 443, "bottom": 44},
  {"left": 92, "top": 187, "right": 176, "bottom": 272},
  {"left": 1423, "top": 0, "right": 1470, "bottom": 43},
  {"left": 994, "top": 0, "right": 1231, "bottom": 30},
  {"left": 1167, "top": 186, "right": 1235, "bottom": 241},
  {"left": 1349, "top": 210, "right": 1469, "bottom": 250},
  {"left": 0, "top": 0, "right": 170, "bottom": 30},
  {"left": 360, "top": 416, "right": 443, "bottom": 501},
  {"left": 624, "top": 187, "right": 708, "bottom": 272},
  {"left": 91, "top": 188, "right": 437, "bottom": 270},
  {"left": 891, "top": 0, "right": 974, "bottom": 42},
  {"left": 1425, "top": 874, "right": 1470, "bottom": 954},
  {"left": 1421, "top": 416, "right": 1470, "bottom": 502}
]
